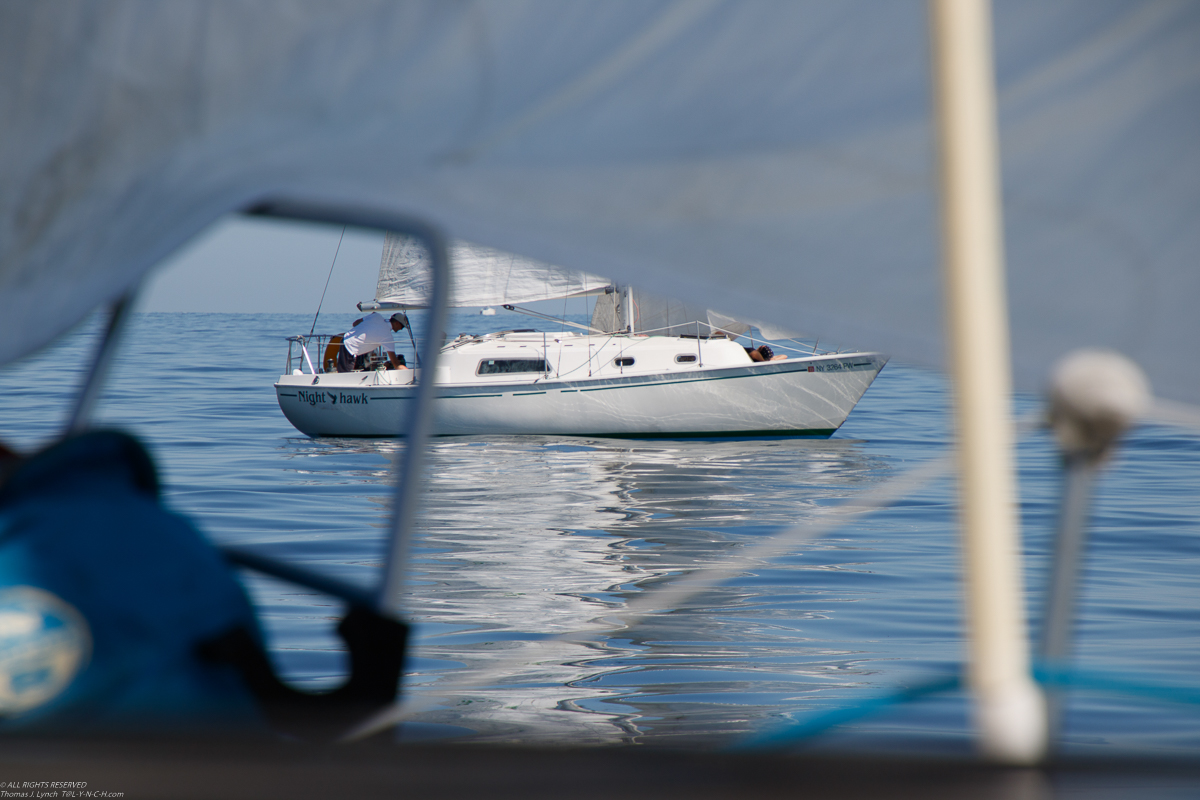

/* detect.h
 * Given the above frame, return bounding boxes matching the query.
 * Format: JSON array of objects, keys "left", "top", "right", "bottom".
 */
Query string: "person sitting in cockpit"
[
  {"left": 336, "top": 312, "right": 410, "bottom": 372},
  {"left": 746, "top": 344, "right": 787, "bottom": 362}
]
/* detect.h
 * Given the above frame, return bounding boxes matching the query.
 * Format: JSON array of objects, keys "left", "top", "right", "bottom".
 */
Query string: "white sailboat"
[{"left": 275, "top": 234, "right": 886, "bottom": 437}]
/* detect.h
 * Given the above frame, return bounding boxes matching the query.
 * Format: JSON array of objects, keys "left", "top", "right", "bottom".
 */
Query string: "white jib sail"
[
  {"left": 364, "top": 232, "right": 612, "bottom": 310},
  {"left": 590, "top": 287, "right": 753, "bottom": 338}
]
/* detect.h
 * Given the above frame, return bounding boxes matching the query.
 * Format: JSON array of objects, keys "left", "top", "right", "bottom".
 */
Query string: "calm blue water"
[{"left": 1, "top": 311, "right": 1197, "bottom": 753}]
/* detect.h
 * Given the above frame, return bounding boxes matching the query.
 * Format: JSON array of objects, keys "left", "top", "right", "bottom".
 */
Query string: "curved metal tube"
[{"left": 66, "top": 289, "right": 139, "bottom": 436}]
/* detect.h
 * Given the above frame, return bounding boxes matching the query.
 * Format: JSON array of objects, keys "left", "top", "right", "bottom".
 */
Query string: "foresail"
[
  {"left": 590, "top": 287, "right": 752, "bottom": 338},
  {"left": 365, "top": 232, "right": 611, "bottom": 310}
]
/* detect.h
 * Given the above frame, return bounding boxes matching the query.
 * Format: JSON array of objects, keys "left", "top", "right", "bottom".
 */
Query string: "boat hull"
[{"left": 275, "top": 352, "right": 886, "bottom": 438}]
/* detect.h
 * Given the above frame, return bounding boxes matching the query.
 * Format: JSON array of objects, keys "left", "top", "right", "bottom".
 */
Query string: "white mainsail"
[{"left": 361, "top": 232, "right": 611, "bottom": 310}]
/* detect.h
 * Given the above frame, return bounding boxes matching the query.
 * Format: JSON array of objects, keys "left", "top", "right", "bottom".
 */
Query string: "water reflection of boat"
[
  {"left": 276, "top": 235, "right": 886, "bottom": 438},
  {"left": 394, "top": 434, "right": 892, "bottom": 744}
]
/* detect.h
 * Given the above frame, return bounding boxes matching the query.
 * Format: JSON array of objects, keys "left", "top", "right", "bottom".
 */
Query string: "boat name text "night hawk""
[{"left": 297, "top": 390, "right": 370, "bottom": 406}]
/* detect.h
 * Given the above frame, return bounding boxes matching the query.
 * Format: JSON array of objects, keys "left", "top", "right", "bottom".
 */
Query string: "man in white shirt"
[{"left": 336, "top": 312, "right": 409, "bottom": 372}]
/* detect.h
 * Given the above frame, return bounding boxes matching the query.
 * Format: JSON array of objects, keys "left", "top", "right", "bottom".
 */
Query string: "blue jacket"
[{"left": 0, "top": 431, "right": 262, "bottom": 730}]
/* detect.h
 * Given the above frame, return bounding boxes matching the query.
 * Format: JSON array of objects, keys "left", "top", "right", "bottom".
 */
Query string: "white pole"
[{"left": 929, "top": 0, "right": 1046, "bottom": 763}]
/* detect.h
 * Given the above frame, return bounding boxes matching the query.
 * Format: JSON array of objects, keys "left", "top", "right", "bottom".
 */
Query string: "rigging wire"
[
  {"left": 557, "top": 295, "right": 567, "bottom": 376},
  {"left": 309, "top": 225, "right": 347, "bottom": 336},
  {"left": 405, "top": 318, "right": 421, "bottom": 369}
]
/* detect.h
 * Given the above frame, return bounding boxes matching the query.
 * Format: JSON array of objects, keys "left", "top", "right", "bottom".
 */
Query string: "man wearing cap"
[{"left": 335, "top": 312, "right": 410, "bottom": 372}]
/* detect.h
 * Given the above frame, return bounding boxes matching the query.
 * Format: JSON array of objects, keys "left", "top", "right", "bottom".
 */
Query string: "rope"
[
  {"left": 1035, "top": 663, "right": 1200, "bottom": 708},
  {"left": 733, "top": 663, "right": 1200, "bottom": 752},
  {"left": 734, "top": 672, "right": 962, "bottom": 751}
]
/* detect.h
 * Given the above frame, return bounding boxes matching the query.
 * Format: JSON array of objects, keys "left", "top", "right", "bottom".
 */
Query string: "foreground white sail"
[{"left": 275, "top": 330, "right": 885, "bottom": 437}]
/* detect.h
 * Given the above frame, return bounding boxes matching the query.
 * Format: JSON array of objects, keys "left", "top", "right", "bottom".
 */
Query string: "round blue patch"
[{"left": 0, "top": 586, "right": 91, "bottom": 715}]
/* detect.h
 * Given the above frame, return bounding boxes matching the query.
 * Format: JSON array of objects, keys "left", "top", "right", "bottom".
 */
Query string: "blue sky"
[{"left": 139, "top": 216, "right": 387, "bottom": 314}]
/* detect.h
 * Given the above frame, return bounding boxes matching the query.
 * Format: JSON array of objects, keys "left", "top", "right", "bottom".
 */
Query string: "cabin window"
[
  {"left": 476, "top": 358, "right": 549, "bottom": 375},
  {"left": 674, "top": 354, "right": 697, "bottom": 363},
  {"left": 614, "top": 357, "right": 635, "bottom": 367}
]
